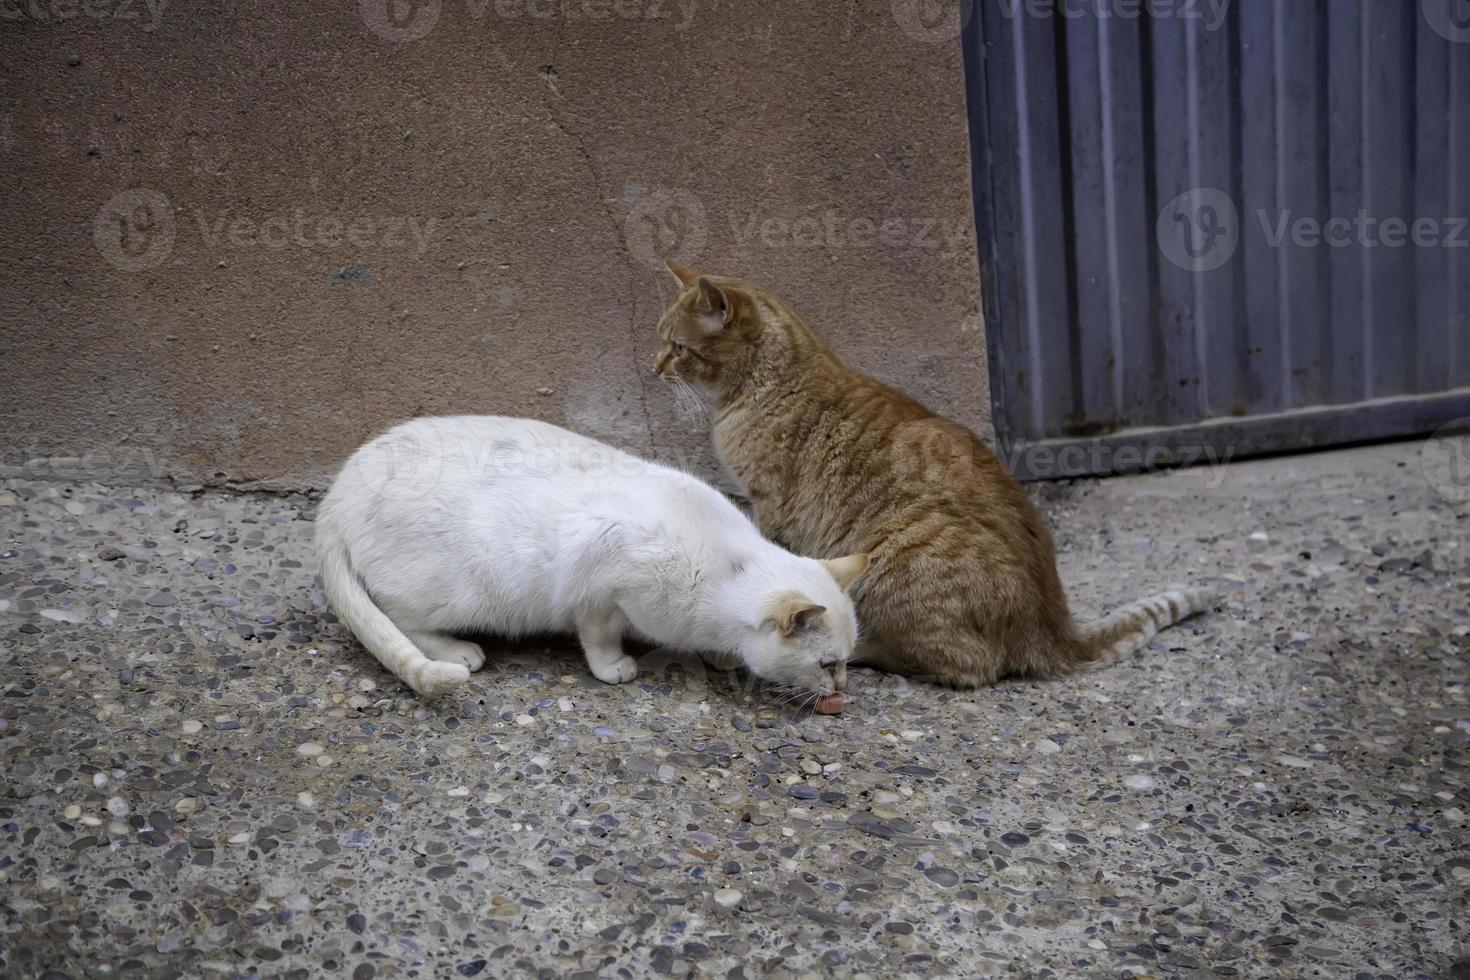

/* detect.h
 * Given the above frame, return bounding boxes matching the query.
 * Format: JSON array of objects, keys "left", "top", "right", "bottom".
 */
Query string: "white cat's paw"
[
  {"left": 414, "top": 662, "right": 470, "bottom": 697},
  {"left": 439, "top": 644, "right": 485, "bottom": 672},
  {"left": 590, "top": 655, "right": 639, "bottom": 685}
]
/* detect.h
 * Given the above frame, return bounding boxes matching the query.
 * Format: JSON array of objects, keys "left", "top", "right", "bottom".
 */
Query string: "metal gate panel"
[{"left": 963, "top": 0, "right": 1470, "bottom": 479}]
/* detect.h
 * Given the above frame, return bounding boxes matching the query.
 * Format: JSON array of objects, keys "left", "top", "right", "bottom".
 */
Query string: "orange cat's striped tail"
[{"left": 1078, "top": 587, "right": 1217, "bottom": 667}]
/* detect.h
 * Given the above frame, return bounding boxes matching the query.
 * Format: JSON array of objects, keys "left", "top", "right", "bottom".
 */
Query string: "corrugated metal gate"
[{"left": 963, "top": 0, "right": 1470, "bottom": 479}]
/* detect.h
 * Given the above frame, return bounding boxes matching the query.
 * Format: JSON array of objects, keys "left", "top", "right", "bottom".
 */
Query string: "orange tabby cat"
[{"left": 653, "top": 261, "right": 1215, "bottom": 688}]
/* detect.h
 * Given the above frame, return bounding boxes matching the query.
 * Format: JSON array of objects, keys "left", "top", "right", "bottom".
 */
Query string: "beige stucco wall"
[{"left": 0, "top": 0, "right": 986, "bottom": 491}]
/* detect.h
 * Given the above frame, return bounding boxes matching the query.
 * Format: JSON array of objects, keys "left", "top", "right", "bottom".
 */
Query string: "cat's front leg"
[
  {"left": 576, "top": 606, "right": 639, "bottom": 685},
  {"left": 698, "top": 648, "right": 744, "bottom": 672}
]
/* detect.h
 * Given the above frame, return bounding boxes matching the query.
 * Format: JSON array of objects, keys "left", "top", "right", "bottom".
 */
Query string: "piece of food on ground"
[{"left": 814, "top": 692, "right": 844, "bottom": 715}]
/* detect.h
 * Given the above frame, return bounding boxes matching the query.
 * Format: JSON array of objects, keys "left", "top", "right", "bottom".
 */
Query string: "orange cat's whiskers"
[{"left": 671, "top": 376, "right": 707, "bottom": 418}]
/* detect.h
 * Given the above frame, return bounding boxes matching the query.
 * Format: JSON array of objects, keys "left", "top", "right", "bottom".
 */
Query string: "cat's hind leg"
[
  {"left": 409, "top": 632, "right": 486, "bottom": 673},
  {"left": 852, "top": 633, "right": 1002, "bottom": 690},
  {"left": 576, "top": 607, "right": 639, "bottom": 684}
]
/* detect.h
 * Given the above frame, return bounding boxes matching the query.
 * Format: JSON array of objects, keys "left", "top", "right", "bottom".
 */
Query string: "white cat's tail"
[
  {"left": 1078, "top": 587, "right": 1217, "bottom": 667},
  {"left": 317, "top": 530, "right": 469, "bottom": 697}
]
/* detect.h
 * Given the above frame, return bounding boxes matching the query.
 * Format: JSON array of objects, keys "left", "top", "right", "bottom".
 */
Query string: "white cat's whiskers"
[
  {"left": 767, "top": 683, "right": 822, "bottom": 714},
  {"left": 765, "top": 683, "right": 798, "bottom": 706}
]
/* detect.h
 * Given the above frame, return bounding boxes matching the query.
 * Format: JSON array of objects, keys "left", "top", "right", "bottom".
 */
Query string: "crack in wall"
[{"left": 538, "top": 29, "right": 657, "bottom": 451}]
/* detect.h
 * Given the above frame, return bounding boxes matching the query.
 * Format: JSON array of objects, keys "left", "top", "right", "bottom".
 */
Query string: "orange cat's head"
[{"left": 653, "top": 260, "right": 762, "bottom": 397}]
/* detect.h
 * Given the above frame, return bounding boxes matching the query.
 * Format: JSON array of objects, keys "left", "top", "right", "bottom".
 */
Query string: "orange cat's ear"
[
  {"left": 821, "top": 553, "right": 870, "bottom": 591},
  {"left": 695, "top": 277, "right": 735, "bottom": 327},
  {"left": 769, "top": 598, "right": 827, "bottom": 638},
  {"left": 665, "top": 259, "right": 701, "bottom": 287}
]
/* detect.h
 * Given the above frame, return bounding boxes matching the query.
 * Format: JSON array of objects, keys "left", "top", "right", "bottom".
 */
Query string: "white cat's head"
[{"left": 736, "top": 553, "right": 868, "bottom": 698}]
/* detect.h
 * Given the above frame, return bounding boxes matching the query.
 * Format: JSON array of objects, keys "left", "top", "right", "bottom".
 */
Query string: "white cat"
[{"left": 316, "top": 416, "right": 868, "bottom": 698}]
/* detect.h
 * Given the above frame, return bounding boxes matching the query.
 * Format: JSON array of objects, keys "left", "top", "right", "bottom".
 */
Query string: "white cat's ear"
[
  {"left": 769, "top": 598, "right": 827, "bottom": 638},
  {"left": 821, "top": 553, "right": 870, "bottom": 592},
  {"left": 694, "top": 277, "right": 735, "bottom": 328},
  {"left": 666, "top": 259, "right": 701, "bottom": 287}
]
